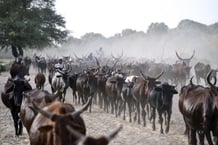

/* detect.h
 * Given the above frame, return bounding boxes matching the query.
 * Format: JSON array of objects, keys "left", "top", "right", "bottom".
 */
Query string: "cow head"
[
  {"left": 155, "top": 83, "right": 178, "bottom": 106},
  {"left": 140, "top": 71, "right": 163, "bottom": 92},
  {"left": 30, "top": 97, "right": 92, "bottom": 145},
  {"left": 66, "top": 125, "right": 123, "bottom": 145},
  {"left": 176, "top": 50, "right": 195, "bottom": 67}
]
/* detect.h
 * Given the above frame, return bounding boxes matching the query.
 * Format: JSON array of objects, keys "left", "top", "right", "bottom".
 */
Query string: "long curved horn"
[
  {"left": 155, "top": 71, "right": 164, "bottom": 80},
  {"left": 66, "top": 125, "right": 84, "bottom": 140},
  {"left": 188, "top": 50, "right": 195, "bottom": 60},
  {"left": 29, "top": 102, "right": 54, "bottom": 119},
  {"left": 71, "top": 97, "right": 92, "bottom": 116},
  {"left": 189, "top": 76, "right": 194, "bottom": 86},
  {"left": 207, "top": 70, "right": 216, "bottom": 88},
  {"left": 139, "top": 70, "right": 147, "bottom": 80},
  {"left": 176, "top": 51, "right": 184, "bottom": 60},
  {"left": 106, "top": 125, "right": 123, "bottom": 141}
]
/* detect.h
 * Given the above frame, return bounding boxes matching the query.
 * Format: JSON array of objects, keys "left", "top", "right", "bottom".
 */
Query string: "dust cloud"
[{"left": 2, "top": 19, "right": 218, "bottom": 67}]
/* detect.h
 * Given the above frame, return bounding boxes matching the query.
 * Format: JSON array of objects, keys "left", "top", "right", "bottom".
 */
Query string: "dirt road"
[{"left": 0, "top": 70, "right": 189, "bottom": 145}]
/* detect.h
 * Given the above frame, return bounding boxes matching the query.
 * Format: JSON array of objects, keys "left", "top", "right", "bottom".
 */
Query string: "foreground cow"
[
  {"left": 20, "top": 89, "right": 57, "bottom": 134},
  {"left": 178, "top": 74, "right": 215, "bottom": 145},
  {"left": 66, "top": 125, "right": 123, "bottom": 145},
  {"left": 29, "top": 97, "right": 92, "bottom": 145},
  {"left": 148, "top": 82, "right": 178, "bottom": 133}
]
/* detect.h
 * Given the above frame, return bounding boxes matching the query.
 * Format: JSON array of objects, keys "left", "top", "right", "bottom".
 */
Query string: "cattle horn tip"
[
  {"left": 71, "top": 97, "right": 92, "bottom": 116},
  {"left": 66, "top": 125, "right": 84, "bottom": 139},
  {"left": 107, "top": 125, "right": 123, "bottom": 141}
]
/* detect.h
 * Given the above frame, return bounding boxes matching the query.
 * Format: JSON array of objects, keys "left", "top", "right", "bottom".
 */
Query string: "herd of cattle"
[{"left": 1, "top": 49, "right": 218, "bottom": 145}]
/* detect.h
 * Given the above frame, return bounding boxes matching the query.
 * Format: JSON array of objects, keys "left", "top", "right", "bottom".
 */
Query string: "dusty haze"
[{"left": 1, "top": 19, "right": 218, "bottom": 67}]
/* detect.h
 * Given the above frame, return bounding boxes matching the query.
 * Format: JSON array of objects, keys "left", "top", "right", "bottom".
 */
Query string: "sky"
[{"left": 55, "top": 0, "right": 218, "bottom": 38}]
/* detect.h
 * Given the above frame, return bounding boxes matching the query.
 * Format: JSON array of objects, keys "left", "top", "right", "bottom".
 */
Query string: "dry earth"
[{"left": 0, "top": 68, "right": 191, "bottom": 145}]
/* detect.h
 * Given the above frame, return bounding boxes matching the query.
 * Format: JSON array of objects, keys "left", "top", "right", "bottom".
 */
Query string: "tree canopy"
[{"left": 0, "top": 0, "right": 68, "bottom": 51}]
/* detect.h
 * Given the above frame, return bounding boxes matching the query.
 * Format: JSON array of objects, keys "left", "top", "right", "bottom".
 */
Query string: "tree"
[
  {"left": 147, "top": 22, "right": 169, "bottom": 35},
  {"left": 0, "top": 0, "right": 68, "bottom": 57}
]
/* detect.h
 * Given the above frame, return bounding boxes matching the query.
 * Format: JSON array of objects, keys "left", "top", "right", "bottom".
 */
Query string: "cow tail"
[
  {"left": 203, "top": 96, "right": 213, "bottom": 129},
  {"left": 203, "top": 95, "right": 214, "bottom": 145}
]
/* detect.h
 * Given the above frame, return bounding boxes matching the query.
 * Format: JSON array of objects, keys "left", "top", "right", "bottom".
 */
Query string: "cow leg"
[
  {"left": 103, "top": 93, "right": 109, "bottom": 113},
  {"left": 123, "top": 100, "right": 126, "bottom": 120},
  {"left": 146, "top": 104, "right": 150, "bottom": 121},
  {"left": 151, "top": 107, "right": 156, "bottom": 131},
  {"left": 198, "top": 131, "right": 205, "bottom": 145},
  {"left": 141, "top": 102, "right": 146, "bottom": 127},
  {"left": 188, "top": 129, "right": 197, "bottom": 145},
  {"left": 158, "top": 111, "right": 164, "bottom": 134},
  {"left": 98, "top": 92, "right": 103, "bottom": 109},
  {"left": 135, "top": 101, "right": 140, "bottom": 124},
  {"left": 18, "top": 118, "right": 23, "bottom": 135},
  {"left": 114, "top": 97, "right": 118, "bottom": 117},
  {"left": 127, "top": 100, "right": 132, "bottom": 123},
  {"left": 111, "top": 96, "right": 115, "bottom": 115},
  {"left": 204, "top": 129, "right": 213, "bottom": 145},
  {"left": 165, "top": 111, "right": 171, "bottom": 134},
  {"left": 118, "top": 99, "right": 124, "bottom": 116}
]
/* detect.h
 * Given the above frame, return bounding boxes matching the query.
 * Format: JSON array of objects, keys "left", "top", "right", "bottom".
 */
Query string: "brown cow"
[
  {"left": 66, "top": 125, "right": 123, "bottom": 145},
  {"left": 34, "top": 73, "right": 46, "bottom": 90},
  {"left": 105, "top": 73, "right": 125, "bottom": 117},
  {"left": 178, "top": 73, "right": 216, "bottom": 145},
  {"left": 131, "top": 71, "right": 163, "bottom": 126},
  {"left": 20, "top": 88, "right": 57, "bottom": 134},
  {"left": 29, "top": 97, "right": 92, "bottom": 145},
  {"left": 76, "top": 69, "right": 98, "bottom": 112}
]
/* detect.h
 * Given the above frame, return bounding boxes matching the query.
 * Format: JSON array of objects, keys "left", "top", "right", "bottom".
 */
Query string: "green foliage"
[{"left": 0, "top": 0, "right": 68, "bottom": 50}]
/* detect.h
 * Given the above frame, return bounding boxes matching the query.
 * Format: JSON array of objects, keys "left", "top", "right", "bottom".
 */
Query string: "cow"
[
  {"left": 121, "top": 75, "right": 138, "bottom": 122},
  {"left": 105, "top": 72, "right": 125, "bottom": 117},
  {"left": 1, "top": 77, "right": 32, "bottom": 136},
  {"left": 148, "top": 82, "right": 178, "bottom": 134},
  {"left": 172, "top": 51, "right": 195, "bottom": 87},
  {"left": 33, "top": 55, "right": 47, "bottom": 74},
  {"left": 69, "top": 73, "right": 79, "bottom": 103},
  {"left": 76, "top": 69, "right": 98, "bottom": 112},
  {"left": 194, "top": 62, "right": 218, "bottom": 85},
  {"left": 34, "top": 73, "right": 46, "bottom": 90},
  {"left": 20, "top": 89, "right": 57, "bottom": 134},
  {"left": 178, "top": 73, "right": 215, "bottom": 145},
  {"left": 66, "top": 125, "right": 123, "bottom": 145},
  {"left": 51, "top": 65, "right": 72, "bottom": 102},
  {"left": 29, "top": 97, "right": 92, "bottom": 145},
  {"left": 131, "top": 71, "right": 163, "bottom": 126},
  {"left": 51, "top": 71, "right": 66, "bottom": 101}
]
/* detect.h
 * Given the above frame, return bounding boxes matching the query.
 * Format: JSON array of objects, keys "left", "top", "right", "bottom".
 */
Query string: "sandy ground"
[{"left": 0, "top": 69, "right": 190, "bottom": 145}]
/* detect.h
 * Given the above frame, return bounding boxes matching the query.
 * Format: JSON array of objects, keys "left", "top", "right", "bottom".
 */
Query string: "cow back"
[
  {"left": 29, "top": 101, "right": 86, "bottom": 145},
  {"left": 20, "top": 89, "right": 57, "bottom": 134}
]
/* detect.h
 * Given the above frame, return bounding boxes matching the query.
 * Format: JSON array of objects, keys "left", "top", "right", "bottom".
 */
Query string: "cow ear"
[
  {"left": 171, "top": 89, "right": 178, "bottom": 94},
  {"left": 155, "top": 86, "right": 162, "bottom": 92},
  {"left": 156, "top": 81, "right": 161, "bottom": 84},
  {"left": 38, "top": 125, "right": 53, "bottom": 132}
]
